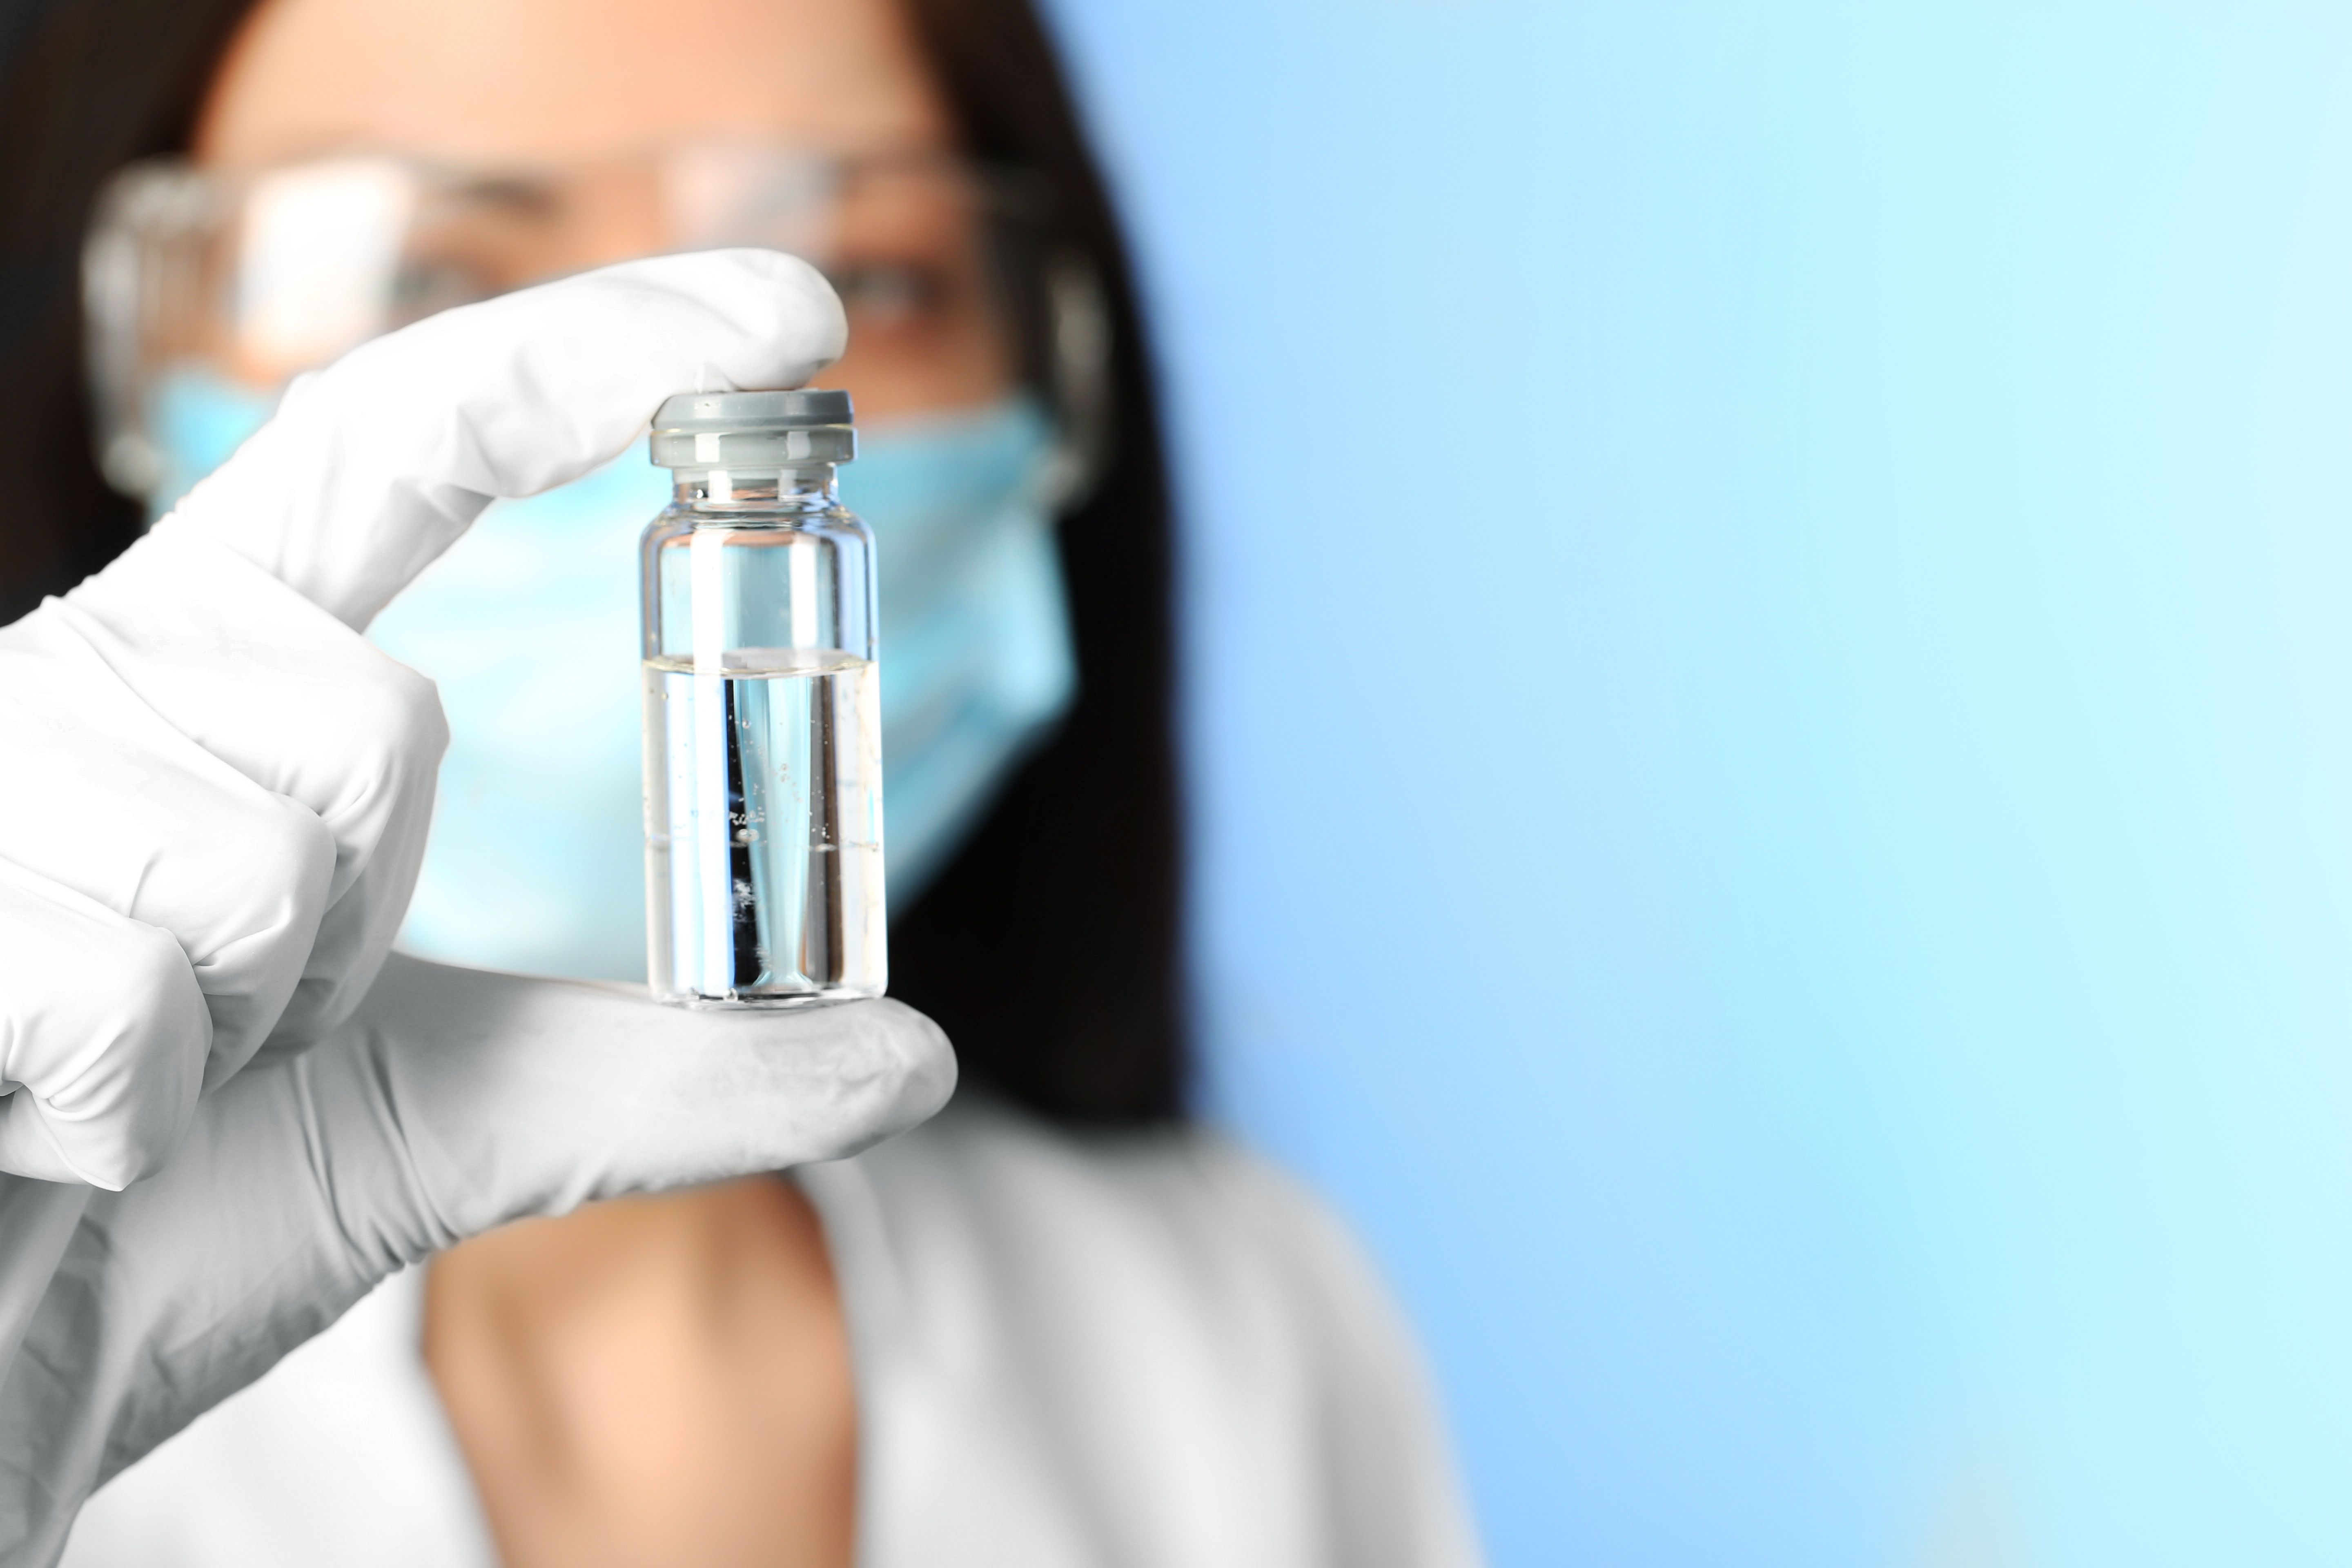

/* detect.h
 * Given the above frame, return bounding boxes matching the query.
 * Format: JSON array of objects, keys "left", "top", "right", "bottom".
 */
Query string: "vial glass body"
[{"left": 640, "top": 466, "right": 885, "bottom": 1006}]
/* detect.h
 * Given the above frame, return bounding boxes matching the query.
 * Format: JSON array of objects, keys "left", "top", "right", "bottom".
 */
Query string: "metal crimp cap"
[{"left": 649, "top": 388, "right": 856, "bottom": 469}]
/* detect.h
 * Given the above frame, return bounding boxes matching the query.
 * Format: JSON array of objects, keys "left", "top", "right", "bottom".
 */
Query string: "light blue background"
[{"left": 1040, "top": 3, "right": 2352, "bottom": 1563}]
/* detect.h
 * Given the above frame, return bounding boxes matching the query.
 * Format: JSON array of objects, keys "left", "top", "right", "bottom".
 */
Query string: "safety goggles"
[{"left": 84, "top": 144, "right": 1107, "bottom": 501}]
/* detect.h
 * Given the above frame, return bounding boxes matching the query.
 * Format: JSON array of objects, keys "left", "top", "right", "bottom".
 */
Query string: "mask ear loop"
[{"left": 1037, "top": 250, "right": 1112, "bottom": 516}]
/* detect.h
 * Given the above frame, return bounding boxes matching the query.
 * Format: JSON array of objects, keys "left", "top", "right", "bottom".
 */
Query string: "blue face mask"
[
  {"left": 145, "top": 367, "right": 1078, "bottom": 981},
  {"left": 145, "top": 369, "right": 281, "bottom": 521}
]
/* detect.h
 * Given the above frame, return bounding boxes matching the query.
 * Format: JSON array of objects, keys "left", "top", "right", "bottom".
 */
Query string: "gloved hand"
[
  {"left": 0, "top": 247, "right": 846, "bottom": 1186},
  {"left": 0, "top": 249, "right": 953, "bottom": 1564},
  {"left": 0, "top": 955, "right": 953, "bottom": 1567}
]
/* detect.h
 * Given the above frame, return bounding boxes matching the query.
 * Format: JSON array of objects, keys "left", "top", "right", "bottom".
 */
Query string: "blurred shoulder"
[
  {"left": 804, "top": 1091, "right": 1468, "bottom": 1568},
  {"left": 808, "top": 1094, "right": 1484, "bottom": 1568},
  {"left": 839, "top": 1091, "right": 1381, "bottom": 1297}
]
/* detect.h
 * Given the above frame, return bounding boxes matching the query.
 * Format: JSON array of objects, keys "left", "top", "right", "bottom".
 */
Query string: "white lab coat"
[{"left": 61, "top": 1098, "right": 1482, "bottom": 1568}]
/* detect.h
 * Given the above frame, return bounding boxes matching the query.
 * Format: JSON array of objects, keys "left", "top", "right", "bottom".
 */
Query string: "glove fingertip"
[{"left": 817, "top": 998, "right": 960, "bottom": 1159}]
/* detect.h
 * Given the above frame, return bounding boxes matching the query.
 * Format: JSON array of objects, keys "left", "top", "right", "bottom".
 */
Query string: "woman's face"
[{"left": 196, "top": 0, "right": 1013, "bottom": 418}]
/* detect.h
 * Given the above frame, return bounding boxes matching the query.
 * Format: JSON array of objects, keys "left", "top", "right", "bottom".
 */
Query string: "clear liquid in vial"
[{"left": 643, "top": 647, "right": 884, "bottom": 1004}]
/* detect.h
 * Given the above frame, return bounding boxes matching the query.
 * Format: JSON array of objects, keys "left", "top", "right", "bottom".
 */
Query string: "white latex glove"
[
  {"left": 0, "top": 956, "right": 953, "bottom": 1568},
  {"left": 0, "top": 247, "right": 847, "bottom": 1186},
  {"left": 0, "top": 248, "right": 949, "bottom": 1563}
]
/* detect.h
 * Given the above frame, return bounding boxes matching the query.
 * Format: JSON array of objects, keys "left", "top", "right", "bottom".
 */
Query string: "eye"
[
  {"left": 453, "top": 176, "right": 564, "bottom": 221},
  {"left": 832, "top": 263, "right": 947, "bottom": 330},
  {"left": 388, "top": 256, "right": 496, "bottom": 320},
  {"left": 391, "top": 176, "right": 574, "bottom": 308}
]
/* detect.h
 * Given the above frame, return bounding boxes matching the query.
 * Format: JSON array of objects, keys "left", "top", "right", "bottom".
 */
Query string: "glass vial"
[{"left": 640, "top": 389, "right": 884, "bottom": 1006}]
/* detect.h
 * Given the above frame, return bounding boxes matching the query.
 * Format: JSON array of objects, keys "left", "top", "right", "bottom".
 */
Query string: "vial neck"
[{"left": 673, "top": 465, "right": 839, "bottom": 510}]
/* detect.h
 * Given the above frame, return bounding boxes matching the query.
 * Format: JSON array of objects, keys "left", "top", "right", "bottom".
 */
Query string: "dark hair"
[{"left": 0, "top": 0, "right": 1190, "bottom": 1123}]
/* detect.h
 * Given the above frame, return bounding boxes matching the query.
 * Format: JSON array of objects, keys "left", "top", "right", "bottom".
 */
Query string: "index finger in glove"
[{"left": 168, "top": 247, "right": 848, "bottom": 630}]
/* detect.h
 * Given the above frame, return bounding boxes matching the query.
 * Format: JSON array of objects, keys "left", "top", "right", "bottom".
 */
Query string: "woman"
[{"left": 6, "top": 0, "right": 1482, "bottom": 1562}]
